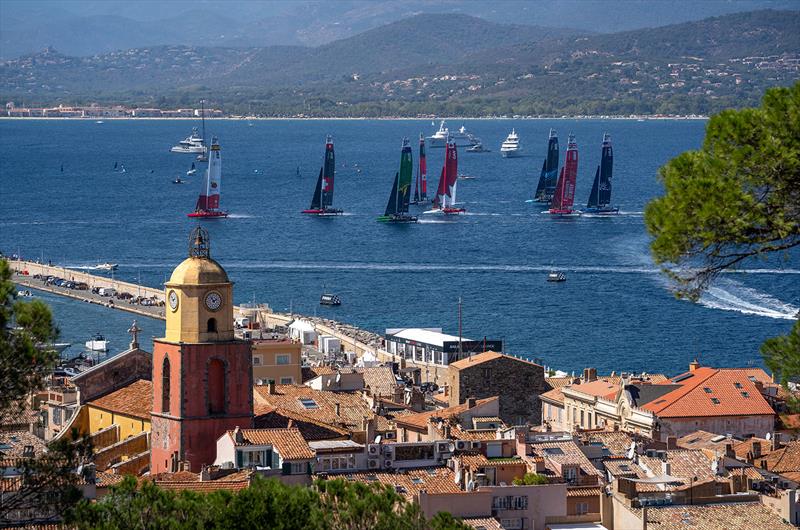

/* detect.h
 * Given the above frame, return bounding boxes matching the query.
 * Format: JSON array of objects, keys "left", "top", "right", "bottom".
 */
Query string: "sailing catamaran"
[
  {"left": 533, "top": 129, "right": 559, "bottom": 203},
  {"left": 424, "top": 138, "right": 465, "bottom": 215},
  {"left": 302, "top": 135, "right": 343, "bottom": 216},
  {"left": 582, "top": 133, "right": 619, "bottom": 215},
  {"left": 411, "top": 133, "right": 428, "bottom": 204},
  {"left": 378, "top": 138, "right": 417, "bottom": 223},
  {"left": 547, "top": 134, "right": 580, "bottom": 216},
  {"left": 187, "top": 137, "right": 228, "bottom": 218}
]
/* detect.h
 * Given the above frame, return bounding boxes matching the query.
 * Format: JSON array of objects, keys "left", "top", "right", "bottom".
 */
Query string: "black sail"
[
  {"left": 587, "top": 133, "right": 613, "bottom": 208},
  {"left": 321, "top": 136, "right": 335, "bottom": 208},
  {"left": 534, "top": 129, "right": 559, "bottom": 201},
  {"left": 310, "top": 167, "right": 323, "bottom": 210},
  {"left": 384, "top": 172, "right": 400, "bottom": 216}
]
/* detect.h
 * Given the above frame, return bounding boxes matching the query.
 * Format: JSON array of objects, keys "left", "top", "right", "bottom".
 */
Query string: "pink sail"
[{"left": 549, "top": 134, "right": 578, "bottom": 214}]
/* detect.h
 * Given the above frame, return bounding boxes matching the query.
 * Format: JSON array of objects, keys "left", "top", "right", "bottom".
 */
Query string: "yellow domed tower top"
[{"left": 163, "top": 228, "right": 234, "bottom": 343}]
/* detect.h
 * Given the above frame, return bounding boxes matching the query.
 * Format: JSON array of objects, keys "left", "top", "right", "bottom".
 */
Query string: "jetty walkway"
[{"left": 8, "top": 260, "right": 429, "bottom": 375}]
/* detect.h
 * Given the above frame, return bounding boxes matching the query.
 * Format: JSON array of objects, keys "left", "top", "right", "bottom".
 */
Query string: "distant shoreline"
[{"left": 0, "top": 115, "right": 709, "bottom": 121}]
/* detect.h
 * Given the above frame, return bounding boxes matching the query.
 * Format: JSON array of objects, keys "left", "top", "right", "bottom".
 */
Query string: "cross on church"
[{"left": 127, "top": 320, "right": 142, "bottom": 349}]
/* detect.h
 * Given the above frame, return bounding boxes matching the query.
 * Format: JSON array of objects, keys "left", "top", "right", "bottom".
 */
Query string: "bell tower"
[{"left": 151, "top": 228, "right": 253, "bottom": 474}]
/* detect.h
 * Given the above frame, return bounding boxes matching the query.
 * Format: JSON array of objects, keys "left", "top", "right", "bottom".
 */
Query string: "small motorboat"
[
  {"left": 186, "top": 163, "right": 197, "bottom": 176},
  {"left": 320, "top": 294, "right": 341, "bottom": 306},
  {"left": 17, "top": 289, "right": 32, "bottom": 297},
  {"left": 458, "top": 174, "right": 476, "bottom": 180},
  {"left": 85, "top": 333, "right": 109, "bottom": 352},
  {"left": 547, "top": 271, "right": 566, "bottom": 282},
  {"left": 38, "top": 342, "right": 71, "bottom": 354},
  {"left": 466, "top": 142, "right": 490, "bottom": 153},
  {"left": 94, "top": 262, "right": 118, "bottom": 271},
  {"left": 173, "top": 177, "right": 184, "bottom": 184}
]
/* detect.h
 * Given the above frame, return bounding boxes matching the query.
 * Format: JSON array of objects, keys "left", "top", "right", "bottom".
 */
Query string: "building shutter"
[
  {"left": 236, "top": 450, "right": 243, "bottom": 468},
  {"left": 282, "top": 462, "right": 291, "bottom": 475}
]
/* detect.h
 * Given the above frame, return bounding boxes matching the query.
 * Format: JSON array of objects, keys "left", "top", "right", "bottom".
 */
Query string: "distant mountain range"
[
  {"left": 2, "top": 0, "right": 798, "bottom": 60},
  {"left": 2, "top": 10, "right": 798, "bottom": 117}
]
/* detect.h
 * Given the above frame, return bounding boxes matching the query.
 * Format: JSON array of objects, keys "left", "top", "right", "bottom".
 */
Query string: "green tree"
[
  {"left": 0, "top": 258, "right": 60, "bottom": 412},
  {"left": 0, "top": 257, "right": 93, "bottom": 527},
  {"left": 68, "top": 476, "right": 470, "bottom": 530},
  {"left": 512, "top": 473, "right": 549, "bottom": 486},
  {"left": 762, "top": 320, "right": 800, "bottom": 390},
  {"left": 644, "top": 82, "right": 800, "bottom": 298}
]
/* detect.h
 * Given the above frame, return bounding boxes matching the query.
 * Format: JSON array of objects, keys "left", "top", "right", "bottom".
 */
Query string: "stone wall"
[
  {"left": 450, "top": 356, "right": 546, "bottom": 425},
  {"left": 73, "top": 348, "right": 152, "bottom": 403},
  {"left": 94, "top": 432, "right": 149, "bottom": 470}
]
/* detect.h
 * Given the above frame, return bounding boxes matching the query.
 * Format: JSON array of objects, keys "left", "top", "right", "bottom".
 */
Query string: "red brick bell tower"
[{"left": 150, "top": 228, "right": 252, "bottom": 473}]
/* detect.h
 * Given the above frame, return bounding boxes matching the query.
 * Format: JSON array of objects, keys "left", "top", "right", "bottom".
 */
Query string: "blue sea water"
[{"left": 1, "top": 119, "right": 797, "bottom": 375}]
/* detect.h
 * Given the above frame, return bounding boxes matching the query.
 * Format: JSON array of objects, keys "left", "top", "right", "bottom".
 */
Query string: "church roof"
[
  {"left": 87, "top": 379, "right": 152, "bottom": 420},
  {"left": 167, "top": 256, "right": 229, "bottom": 285}
]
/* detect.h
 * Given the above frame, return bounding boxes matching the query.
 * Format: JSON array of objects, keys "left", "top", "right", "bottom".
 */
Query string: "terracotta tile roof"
[
  {"left": 582, "top": 431, "right": 640, "bottom": 457},
  {"left": 567, "top": 379, "right": 619, "bottom": 399},
  {"left": 763, "top": 441, "right": 800, "bottom": 473},
  {"left": 731, "top": 437, "right": 772, "bottom": 460},
  {"left": 545, "top": 376, "right": 575, "bottom": 390},
  {"left": 229, "top": 428, "right": 315, "bottom": 460},
  {"left": 540, "top": 387, "right": 565, "bottom": 404},
  {"left": 566, "top": 486, "right": 603, "bottom": 497},
  {"left": 96, "top": 470, "right": 125, "bottom": 488},
  {"left": 395, "top": 397, "right": 498, "bottom": 430},
  {"left": 0, "top": 401, "right": 41, "bottom": 428},
  {"left": 529, "top": 440, "right": 602, "bottom": 477},
  {"left": 642, "top": 368, "right": 775, "bottom": 418},
  {"left": 638, "top": 449, "right": 716, "bottom": 486},
  {"left": 462, "top": 517, "right": 503, "bottom": 530},
  {"left": 360, "top": 366, "right": 401, "bottom": 397},
  {"left": 677, "top": 430, "right": 732, "bottom": 452},
  {"left": 603, "top": 458, "right": 648, "bottom": 478},
  {"left": 431, "top": 423, "right": 499, "bottom": 441},
  {"left": 254, "top": 384, "right": 377, "bottom": 434},
  {"left": 253, "top": 408, "right": 349, "bottom": 441},
  {"left": 643, "top": 501, "right": 794, "bottom": 529},
  {"left": 0, "top": 429, "right": 47, "bottom": 458},
  {"left": 302, "top": 366, "right": 336, "bottom": 383},
  {"left": 88, "top": 379, "right": 152, "bottom": 420},
  {"left": 344, "top": 466, "right": 460, "bottom": 499},
  {"left": 779, "top": 413, "right": 800, "bottom": 430},
  {"left": 149, "top": 470, "right": 253, "bottom": 493},
  {"left": 459, "top": 453, "right": 525, "bottom": 470},
  {"left": 448, "top": 351, "right": 542, "bottom": 371}
]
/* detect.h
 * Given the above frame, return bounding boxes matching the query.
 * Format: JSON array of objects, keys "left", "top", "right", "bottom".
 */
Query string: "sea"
[{"left": 1, "top": 118, "right": 797, "bottom": 376}]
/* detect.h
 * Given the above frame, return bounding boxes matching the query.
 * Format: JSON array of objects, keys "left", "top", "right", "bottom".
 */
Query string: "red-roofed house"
[{"left": 214, "top": 427, "right": 315, "bottom": 485}]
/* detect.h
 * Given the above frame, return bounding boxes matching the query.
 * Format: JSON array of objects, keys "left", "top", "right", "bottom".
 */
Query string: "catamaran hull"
[
  {"left": 377, "top": 214, "right": 418, "bottom": 223},
  {"left": 188, "top": 210, "right": 228, "bottom": 218},
  {"left": 545, "top": 209, "right": 581, "bottom": 217},
  {"left": 423, "top": 207, "right": 465, "bottom": 215},
  {"left": 302, "top": 208, "right": 343, "bottom": 216},
  {"left": 581, "top": 207, "right": 619, "bottom": 215}
]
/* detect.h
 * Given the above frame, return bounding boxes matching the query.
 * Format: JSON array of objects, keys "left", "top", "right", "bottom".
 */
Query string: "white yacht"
[
  {"left": 85, "top": 333, "right": 109, "bottom": 352},
  {"left": 94, "top": 262, "right": 118, "bottom": 271},
  {"left": 500, "top": 129, "right": 523, "bottom": 158},
  {"left": 170, "top": 128, "right": 206, "bottom": 154},
  {"left": 426, "top": 120, "right": 479, "bottom": 148}
]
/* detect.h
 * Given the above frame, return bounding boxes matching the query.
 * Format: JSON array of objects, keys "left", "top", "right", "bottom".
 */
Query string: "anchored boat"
[
  {"left": 424, "top": 139, "right": 464, "bottom": 215},
  {"left": 187, "top": 137, "right": 228, "bottom": 218},
  {"left": 533, "top": 129, "right": 559, "bottom": 203},
  {"left": 547, "top": 134, "right": 580, "bottom": 217},
  {"left": 582, "top": 133, "right": 619, "bottom": 215},
  {"left": 302, "top": 135, "right": 343, "bottom": 216},
  {"left": 378, "top": 138, "right": 417, "bottom": 223},
  {"left": 411, "top": 133, "right": 428, "bottom": 204}
]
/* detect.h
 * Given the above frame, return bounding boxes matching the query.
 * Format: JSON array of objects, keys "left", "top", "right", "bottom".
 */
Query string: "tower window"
[
  {"left": 207, "top": 318, "right": 217, "bottom": 333},
  {"left": 208, "top": 358, "right": 226, "bottom": 414},
  {"left": 162, "top": 357, "right": 171, "bottom": 414}
]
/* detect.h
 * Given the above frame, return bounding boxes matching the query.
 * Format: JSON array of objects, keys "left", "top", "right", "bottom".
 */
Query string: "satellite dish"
[
  {"left": 467, "top": 480, "right": 475, "bottom": 491},
  {"left": 336, "top": 371, "right": 342, "bottom": 383}
]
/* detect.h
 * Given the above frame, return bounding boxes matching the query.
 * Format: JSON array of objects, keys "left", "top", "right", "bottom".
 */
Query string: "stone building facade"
[{"left": 448, "top": 352, "right": 546, "bottom": 425}]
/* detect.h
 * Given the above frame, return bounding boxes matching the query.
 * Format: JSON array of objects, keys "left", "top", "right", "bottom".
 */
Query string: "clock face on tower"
[
  {"left": 204, "top": 291, "right": 223, "bottom": 311},
  {"left": 168, "top": 290, "right": 179, "bottom": 311}
]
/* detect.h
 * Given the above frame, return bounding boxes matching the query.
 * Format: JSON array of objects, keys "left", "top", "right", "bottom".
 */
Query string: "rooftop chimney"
[
  {"left": 268, "top": 380, "right": 275, "bottom": 394},
  {"left": 467, "top": 397, "right": 476, "bottom": 408},
  {"left": 233, "top": 426, "right": 244, "bottom": 444},
  {"left": 689, "top": 359, "right": 700, "bottom": 372},
  {"left": 335, "top": 402, "right": 341, "bottom": 416},
  {"left": 752, "top": 441, "right": 761, "bottom": 458},
  {"left": 661, "top": 461, "right": 671, "bottom": 476},
  {"left": 666, "top": 436, "right": 677, "bottom": 450},
  {"left": 583, "top": 368, "right": 597, "bottom": 382}
]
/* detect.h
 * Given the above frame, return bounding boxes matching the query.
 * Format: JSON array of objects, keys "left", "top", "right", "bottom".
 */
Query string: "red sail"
[
  {"left": 420, "top": 137, "right": 427, "bottom": 195},
  {"left": 550, "top": 134, "right": 578, "bottom": 212},
  {"left": 433, "top": 166, "right": 448, "bottom": 208}
]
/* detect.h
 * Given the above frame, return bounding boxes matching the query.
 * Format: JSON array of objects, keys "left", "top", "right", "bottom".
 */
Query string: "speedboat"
[
  {"left": 171, "top": 128, "right": 206, "bottom": 154},
  {"left": 17, "top": 289, "right": 32, "bottom": 297},
  {"left": 500, "top": 129, "right": 523, "bottom": 158},
  {"left": 320, "top": 294, "right": 341, "bottom": 306},
  {"left": 95, "top": 262, "right": 118, "bottom": 271},
  {"left": 38, "top": 342, "right": 71, "bottom": 354},
  {"left": 173, "top": 178, "right": 184, "bottom": 184},
  {"left": 85, "top": 333, "right": 109, "bottom": 352},
  {"left": 427, "top": 120, "right": 479, "bottom": 148},
  {"left": 547, "top": 271, "right": 566, "bottom": 282},
  {"left": 466, "top": 141, "right": 490, "bottom": 153}
]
